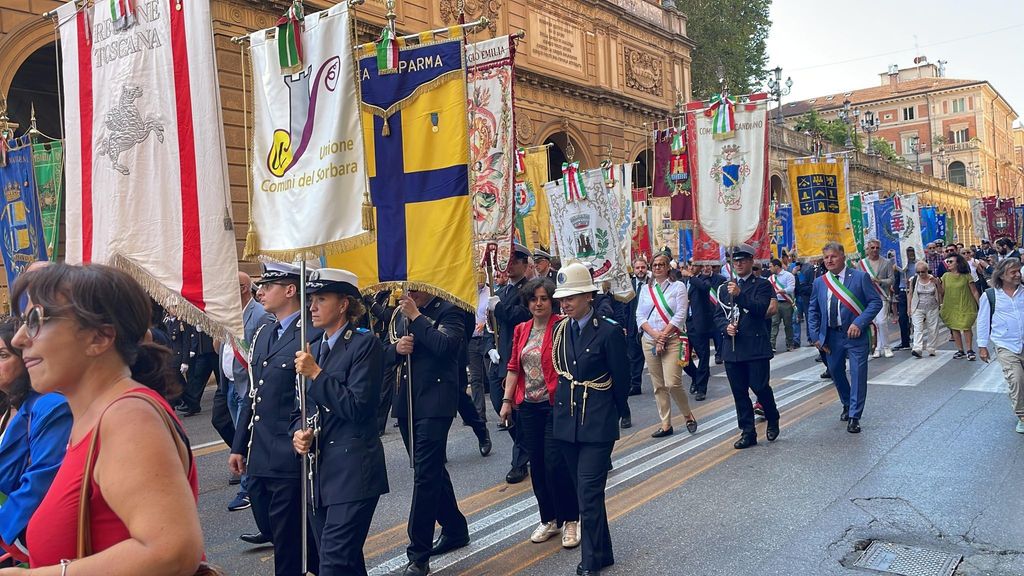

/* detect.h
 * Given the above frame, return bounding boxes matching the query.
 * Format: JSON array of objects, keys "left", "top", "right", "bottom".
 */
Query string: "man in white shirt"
[
  {"left": 977, "top": 258, "right": 1024, "bottom": 434},
  {"left": 768, "top": 258, "right": 796, "bottom": 353}
]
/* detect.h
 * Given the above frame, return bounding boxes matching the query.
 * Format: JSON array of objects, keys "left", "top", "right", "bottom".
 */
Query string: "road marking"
[
  {"left": 713, "top": 346, "right": 818, "bottom": 377},
  {"left": 961, "top": 361, "right": 1007, "bottom": 393},
  {"left": 868, "top": 350, "right": 954, "bottom": 386},
  {"left": 781, "top": 363, "right": 832, "bottom": 383},
  {"left": 367, "top": 378, "right": 830, "bottom": 575}
]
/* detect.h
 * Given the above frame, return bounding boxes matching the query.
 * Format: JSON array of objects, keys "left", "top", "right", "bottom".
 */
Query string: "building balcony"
[{"left": 941, "top": 141, "right": 979, "bottom": 153}]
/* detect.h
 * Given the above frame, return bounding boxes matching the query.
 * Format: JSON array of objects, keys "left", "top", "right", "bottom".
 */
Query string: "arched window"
[{"left": 948, "top": 161, "right": 967, "bottom": 187}]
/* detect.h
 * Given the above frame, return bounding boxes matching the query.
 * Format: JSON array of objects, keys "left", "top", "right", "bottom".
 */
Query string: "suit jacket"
[
  {"left": 688, "top": 273, "right": 726, "bottom": 335},
  {"left": 386, "top": 297, "right": 466, "bottom": 420},
  {"left": 231, "top": 317, "right": 323, "bottom": 479},
  {"left": 163, "top": 316, "right": 190, "bottom": 366},
  {"left": 493, "top": 277, "right": 532, "bottom": 378},
  {"left": 0, "top": 392, "right": 72, "bottom": 544},
  {"left": 864, "top": 257, "right": 895, "bottom": 301},
  {"left": 806, "top": 268, "right": 883, "bottom": 346},
  {"left": 294, "top": 327, "right": 389, "bottom": 507},
  {"left": 219, "top": 298, "right": 275, "bottom": 398},
  {"left": 624, "top": 276, "right": 646, "bottom": 337},
  {"left": 712, "top": 275, "right": 774, "bottom": 362},
  {"left": 551, "top": 315, "right": 629, "bottom": 444}
]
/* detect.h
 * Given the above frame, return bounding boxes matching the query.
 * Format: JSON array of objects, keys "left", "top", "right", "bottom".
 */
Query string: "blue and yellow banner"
[
  {"left": 789, "top": 158, "right": 855, "bottom": 256},
  {"left": 771, "top": 204, "right": 794, "bottom": 258},
  {"left": 0, "top": 139, "right": 49, "bottom": 305},
  {"left": 329, "top": 35, "right": 476, "bottom": 310}
]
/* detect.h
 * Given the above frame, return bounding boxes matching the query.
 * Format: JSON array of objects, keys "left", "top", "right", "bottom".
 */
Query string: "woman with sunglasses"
[
  {"left": 0, "top": 320, "right": 72, "bottom": 566},
  {"left": 939, "top": 254, "right": 980, "bottom": 360},
  {"left": 908, "top": 261, "right": 944, "bottom": 358},
  {"left": 0, "top": 264, "right": 205, "bottom": 575}
]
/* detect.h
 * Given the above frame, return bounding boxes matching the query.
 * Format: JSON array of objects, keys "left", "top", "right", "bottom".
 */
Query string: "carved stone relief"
[
  {"left": 440, "top": 0, "right": 500, "bottom": 36},
  {"left": 623, "top": 45, "right": 663, "bottom": 97}
]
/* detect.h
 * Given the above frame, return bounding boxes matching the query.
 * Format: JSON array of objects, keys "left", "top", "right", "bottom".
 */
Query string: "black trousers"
[
  {"left": 724, "top": 358, "right": 779, "bottom": 436},
  {"left": 248, "top": 476, "right": 318, "bottom": 576},
  {"left": 309, "top": 496, "right": 379, "bottom": 576},
  {"left": 457, "top": 384, "right": 488, "bottom": 441},
  {"left": 683, "top": 332, "right": 712, "bottom": 395},
  {"left": 377, "top": 365, "right": 396, "bottom": 435},
  {"left": 896, "top": 290, "right": 911, "bottom": 348},
  {"left": 488, "top": 368, "right": 529, "bottom": 469},
  {"left": 558, "top": 440, "right": 614, "bottom": 571},
  {"left": 518, "top": 402, "right": 579, "bottom": 525},
  {"left": 397, "top": 417, "right": 468, "bottom": 564},
  {"left": 182, "top": 352, "right": 218, "bottom": 412},
  {"left": 626, "top": 330, "right": 644, "bottom": 391},
  {"left": 210, "top": 375, "right": 234, "bottom": 447}
]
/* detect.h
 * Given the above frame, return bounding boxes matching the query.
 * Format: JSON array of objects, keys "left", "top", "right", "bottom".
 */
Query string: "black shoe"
[
  {"left": 175, "top": 406, "right": 200, "bottom": 417},
  {"left": 651, "top": 427, "right": 674, "bottom": 438},
  {"left": 714, "top": 355, "right": 723, "bottom": 365},
  {"left": 733, "top": 434, "right": 757, "bottom": 449},
  {"left": 496, "top": 421, "right": 510, "bottom": 431},
  {"left": 694, "top": 391, "right": 706, "bottom": 401},
  {"left": 402, "top": 561, "right": 430, "bottom": 576},
  {"left": 628, "top": 386, "right": 642, "bottom": 396},
  {"left": 620, "top": 416, "right": 632, "bottom": 429},
  {"left": 820, "top": 370, "right": 831, "bottom": 379},
  {"left": 430, "top": 533, "right": 469, "bottom": 556},
  {"left": 766, "top": 422, "right": 780, "bottom": 442},
  {"left": 840, "top": 406, "right": 849, "bottom": 421},
  {"left": 228, "top": 474, "right": 241, "bottom": 486},
  {"left": 893, "top": 345, "right": 909, "bottom": 351},
  {"left": 911, "top": 350, "right": 922, "bottom": 358},
  {"left": 505, "top": 465, "right": 528, "bottom": 484},
  {"left": 478, "top": 431, "right": 492, "bottom": 457},
  {"left": 847, "top": 418, "right": 861, "bottom": 433},
  {"left": 815, "top": 355, "right": 823, "bottom": 363},
  {"left": 577, "top": 563, "right": 601, "bottom": 576},
  {"left": 689, "top": 385, "right": 697, "bottom": 394},
  {"left": 239, "top": 532, "right": 271, "bottom": 545}
]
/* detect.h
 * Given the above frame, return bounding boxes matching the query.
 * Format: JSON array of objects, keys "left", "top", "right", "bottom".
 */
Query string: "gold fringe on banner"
[
  {"left": 361, "top": 280, "right": 474, "bottom": 312},
  {"left": 243, "top": 230, "right": 376, "bottom": 263}
]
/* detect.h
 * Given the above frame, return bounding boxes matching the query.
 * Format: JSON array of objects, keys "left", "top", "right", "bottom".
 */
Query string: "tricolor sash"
[
  {"left": 858, "top": 258, "right": 886, "bottom": 298},
  {"left": 649, "top": 283, "right": 674, "bottom": 325},
  {"left": 769, "top": 274, "right": 794, "bottom": 305},
  {"left": 823, "top": 273, "right": 864, "bottom": 317}
]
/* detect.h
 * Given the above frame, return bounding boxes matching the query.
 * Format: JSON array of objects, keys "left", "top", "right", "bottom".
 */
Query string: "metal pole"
[
  {"left": 405, "top": 302, "right": 415, "bottom": 469},
  {"left": 298, "top": 259, "right": 309, "bottom": 575}
]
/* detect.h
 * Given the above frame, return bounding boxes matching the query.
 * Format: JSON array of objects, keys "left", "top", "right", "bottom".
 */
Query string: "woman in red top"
[
  {"left": 0, "top": 263, "right": 204, "bottom": 576},
  {"left": 499, "top": 278, "right": 580, "bottom": 549}
]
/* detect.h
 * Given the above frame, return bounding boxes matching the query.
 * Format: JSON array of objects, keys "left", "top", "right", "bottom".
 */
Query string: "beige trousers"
[
  {"left": 642, "top": 334, "right": 692, "bottom": 428},
  {"left": 994, "top": 347, "right": 1024, "bottom": 420}
]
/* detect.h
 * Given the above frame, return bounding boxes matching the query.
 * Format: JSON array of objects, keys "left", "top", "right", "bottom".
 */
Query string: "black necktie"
[
  {"left": 318, "top": 341, "right": 331, "bottom": 365},
  {"left": 573, "top": 321, "right": 582, "bottom": 340},
  {"left": 268, "top": 321, "right": 282, "bottom": 346},
  {"left": 829, "top": 293, "right": 840, "bottom": 328}
]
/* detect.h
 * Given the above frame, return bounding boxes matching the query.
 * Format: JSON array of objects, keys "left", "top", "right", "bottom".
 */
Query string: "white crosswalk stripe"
[
  {"left": 868, "top": 350, "right": 955, "bottom": 386},
  {"left": 961, "top": 361, "right": 1007, "bottom": 393},
  {"left": 713, "top": 346, "right": 818, "bottom": 378}
]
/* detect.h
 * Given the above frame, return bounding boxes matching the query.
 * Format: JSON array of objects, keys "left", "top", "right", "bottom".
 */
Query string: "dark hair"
[
  {"left": 342, "top": 295, "right": 367, "bottom": 324},
  {"left": 150, "top": 299, "right": 166, "bottom": 328},
  {"left": 770, "top": 258, "right": 783, "bottom": 268},
  {"left": 944, "top": 253, "right": 971, "bottom": 275},
  {"left": 12, "top": 263, "right": 179, "bottom": 399},
  {"left": 0, "top": 320, "right": 27, "bottom": 411},
  {"left": 520, "top": 277, "right": 555, "bottom": 307}
]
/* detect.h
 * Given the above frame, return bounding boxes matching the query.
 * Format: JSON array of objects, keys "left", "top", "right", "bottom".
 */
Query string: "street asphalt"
[{"left": 180, "top": 325, "right": 1024, "bottom": 575}]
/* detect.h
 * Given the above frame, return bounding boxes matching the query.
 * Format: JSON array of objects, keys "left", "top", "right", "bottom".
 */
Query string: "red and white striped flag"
[{"left": 57, "top": 0, "right": 243, "bottom": 339}]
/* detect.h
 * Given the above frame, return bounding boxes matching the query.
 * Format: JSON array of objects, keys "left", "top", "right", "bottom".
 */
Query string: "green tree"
[
  {"left": 870, "top": 139, "right": 904, "bottom": 164},
  {"left": 792, "top": 110, "right": 863, "bottom": 151},
  {"left": 675, "top": 0, "right": 772, "bottom": 100}
]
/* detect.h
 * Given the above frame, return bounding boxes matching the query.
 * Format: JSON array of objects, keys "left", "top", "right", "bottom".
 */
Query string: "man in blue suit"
[
  {"left": 682, "top": 263, "right": 725, "bottom": 401},
  {"left": 807, "top": 242, "right": 883, "bottom": 433}
]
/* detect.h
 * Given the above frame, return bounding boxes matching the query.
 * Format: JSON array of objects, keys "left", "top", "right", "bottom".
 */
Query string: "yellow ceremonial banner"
[
  {"left": 517, "top": 147, "right": 552, "bottom": 253},
  {"left": 789, "top": 158, "right": 856, "bottom": 256}
]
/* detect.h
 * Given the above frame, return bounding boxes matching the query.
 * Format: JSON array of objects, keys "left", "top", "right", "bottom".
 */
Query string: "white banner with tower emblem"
[
  {"left": 544, "top": 165, "right": 635, "bottom": 301},
  {"left": 57, "top": 0, "right": 242, "bottom": 338},
  {"left": 685, "top": 94, "right": 770, "bottom": 249},
  {"left": 894, "top": 194, "right": 924, "bottom": 267}
]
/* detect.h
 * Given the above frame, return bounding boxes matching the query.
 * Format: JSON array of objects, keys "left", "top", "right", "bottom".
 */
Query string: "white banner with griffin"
[
  {"left": 545, "top": 165, "right": 635, "bottom": 300},
  {"left": 246, "top": 4, "right": 370, "bottom": 260},
  {"left": 467, "top": 36, "right": 516, "bottom": 270},
  {"left": 58, "top": 0, "right": 242, "bottom": 338},
  {"left": 686, "top": 95, "right": 770, "bottom": 248}
]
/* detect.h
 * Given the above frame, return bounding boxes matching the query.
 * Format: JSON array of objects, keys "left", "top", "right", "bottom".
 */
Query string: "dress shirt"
[
  {"left": 825, "top": 267, "right": 846, "bottom": 323},
  {"left": 474, "top": 285, "right": 489, "bottom": 336},
  {"left": 571, "top": 309, "right": 595, "bottom": 340},
  {"left": 221, "top": 344, "right": 235, "bottom": 381},
  {"left": 636, "top": 278, "right": 688, "bottom": 332},
  {"left": 321, "top": 322, "right": 347, "bottom": 354},
  {"left": 771, "top": 269, "right": 795, "bottom": 301},
  {"left": 977, "top": 285, "right": 1024, "bottom": 353},
  {"left": 277, "top": 310, "right": 300, "bottom": 339}
]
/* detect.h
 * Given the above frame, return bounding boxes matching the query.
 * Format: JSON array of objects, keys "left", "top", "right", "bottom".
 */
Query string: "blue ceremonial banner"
[
  {"left": 936, "top": 212, "right": 947, "bottom": 244},
  {"left": 920, "top": 206, "right": 938, "bottom": 245},
  {"left": 0, "top": 140, "right": 49, "bottom": 304},
  {"left": 873, "top": 198, "right": 900, "bottom": 263},
  {"left": 678, "top": 228, "right": 693, "bottom": 263},
  {"left": 772, "top": 204, "right": 795, "bottom": 258}
]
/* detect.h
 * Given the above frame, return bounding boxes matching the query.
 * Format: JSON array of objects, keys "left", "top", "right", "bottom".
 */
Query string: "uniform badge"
[{"left": 343, "top": 330, "right": 352, "bottom": 341}]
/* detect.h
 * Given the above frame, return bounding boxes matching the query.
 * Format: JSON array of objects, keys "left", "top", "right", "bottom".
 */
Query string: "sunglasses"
[{"left": 18, "top": 305, "right": 64, "bottom": 341}]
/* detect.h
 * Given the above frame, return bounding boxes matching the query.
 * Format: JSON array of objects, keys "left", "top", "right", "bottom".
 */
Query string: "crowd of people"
[{"left": 0, "top": 233, "right": 1020, "bottom": 576}]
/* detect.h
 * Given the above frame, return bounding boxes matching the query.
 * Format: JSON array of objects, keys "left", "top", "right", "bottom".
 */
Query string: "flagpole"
[{"left": 298, "top": 258, "right": 309, "bottom": 575}]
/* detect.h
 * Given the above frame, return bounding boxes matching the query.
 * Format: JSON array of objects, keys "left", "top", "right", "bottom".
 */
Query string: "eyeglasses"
[
  {"left": 19, "top": 305, "right": 64, "bottom": 341},
  {"left": 651, "top": 262, "right": 667, "bottom": 268}
]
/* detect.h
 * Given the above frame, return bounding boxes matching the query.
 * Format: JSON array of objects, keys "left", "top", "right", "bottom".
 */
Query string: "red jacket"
[{"left": 506, "top": 314, "right": 562, "bottom": 406}]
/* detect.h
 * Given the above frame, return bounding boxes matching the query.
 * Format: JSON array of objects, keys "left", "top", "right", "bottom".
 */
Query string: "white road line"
[
  {"left": 961, "top": 361, "right": 1007, "bottom": 393},
  {"left": 367, "top": 379, "right": 830, "bottom": 576},
  {"left": 713, "top": 346, "right": 818, "bottom": 378},
  {"left": 191, "top": 440, "right": 225, "bottom": 452},
  {"left": 781, "top": 363, "right": 832, "bottom": 383},
  {"left": 868, "top": 351, "right": 955, "bottom": 386}
]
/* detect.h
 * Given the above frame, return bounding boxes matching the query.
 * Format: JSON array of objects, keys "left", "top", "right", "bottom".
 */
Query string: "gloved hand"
[
  {"left": 487, "top": 349, "right": 500, "bottom": 364},
  {"left": 487, "top": 296, "right": 500, "bottom": 311},
  {"left": 179, "top": 363, "right": 189, "bottom": 375},
  {"left": 189, "top": 351, "right": 196, "bottom": 358}
]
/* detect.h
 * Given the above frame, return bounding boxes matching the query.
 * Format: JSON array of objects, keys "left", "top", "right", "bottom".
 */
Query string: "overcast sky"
[{"left": 764, "top": 0, "right": 1024, "bottom": 124}]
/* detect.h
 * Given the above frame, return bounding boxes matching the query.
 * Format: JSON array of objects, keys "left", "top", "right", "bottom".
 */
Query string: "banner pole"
[{"left": 298, "top": 259, "right": 309, "bottom": 575}]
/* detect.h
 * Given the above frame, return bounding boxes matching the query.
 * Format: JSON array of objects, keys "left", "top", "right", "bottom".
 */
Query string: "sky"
[{"left": 764, "top": 0, "right": 1024, "bottom": 124}]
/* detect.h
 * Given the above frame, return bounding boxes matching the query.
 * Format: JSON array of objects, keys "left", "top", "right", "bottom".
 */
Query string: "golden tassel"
[
  {"left": 361, "top": 191, "right": 375, "bottom": 231},
  {"left": 381, "top": 116, "right": 390, "bottom": 137}
]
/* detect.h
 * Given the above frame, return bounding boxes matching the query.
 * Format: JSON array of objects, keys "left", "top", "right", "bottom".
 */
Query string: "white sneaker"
[
  {"left": 871, "top": 351, "right": 881, "bottom": 359},
  {"left": 883, "top": 347, "right": 894, "bottom": 358},
  {"left": 1016, "top": 420, "right": 1024, "bottom": 434},
  {"left": 530, "top": 521, "right": 560, "bottom": 543},
  {"left": 561, "top": 521, "right": 581, "bottom": 548}
]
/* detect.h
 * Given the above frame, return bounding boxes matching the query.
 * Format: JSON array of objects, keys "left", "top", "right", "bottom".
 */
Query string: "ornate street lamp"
[
  {"left": 860, "top": 110, "right": 880, "bottom": 155},
  {"left": 836, "top": 98, "right": 860, "bottom": 149},
  {"left": 767, "top": 66, "right": 793, "bottom": 125}
]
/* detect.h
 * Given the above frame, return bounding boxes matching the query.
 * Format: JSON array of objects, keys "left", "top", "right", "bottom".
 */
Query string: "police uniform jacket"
[
  {"left": 494, "top": 277, "right": 531, "bottom": 378},
  {"left": 231, "top": 318, "right": 323, "bottom": 478},
  {"left": 295, "top": 327, "right": 389, "bottom": 507},
  {"left": 386, "top": 297, "right": 466, "bottom": 420},
  {"left": 163, "top": 317, "right": 189, "bottom": 366},
  {"left": 189, "top": 326, "right": 216, "bottom": 356},
  {"left": 687, "top": 273, "right": 726, "bottom": 335},
  {"left": 712, "top": 275, "right": 774, "bottom": 363},
  {"left": 551, "top": 315, "right": 630, "bottom": 444}
]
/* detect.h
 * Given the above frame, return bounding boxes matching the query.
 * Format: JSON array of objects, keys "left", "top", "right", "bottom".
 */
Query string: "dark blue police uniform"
[{"left": 684, "top": 272, "right": 726, "bottom": 397}]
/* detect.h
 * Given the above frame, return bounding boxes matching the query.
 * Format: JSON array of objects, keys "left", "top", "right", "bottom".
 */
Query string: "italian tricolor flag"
[
  {"left": 377, "top": 26, "right": 399, "bottom": 72},
  {"left": 110, "top": 0, "right": 135, "bottom": 29},
  {"left": 277, "top": 2, "right": 304, "bottom": 74}
]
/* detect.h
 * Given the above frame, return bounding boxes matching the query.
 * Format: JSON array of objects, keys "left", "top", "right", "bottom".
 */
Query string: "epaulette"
[
  {"left": 602, "top": 317, "right": 619, "bottom": 326},
  {"left": 356, "top": 327, "right": 370, "bottom": 333}
]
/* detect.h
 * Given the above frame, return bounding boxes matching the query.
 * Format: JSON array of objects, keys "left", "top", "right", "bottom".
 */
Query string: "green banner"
[
  {"left": 849, "top": 193, "right": 864, "bottom": 257},
  {"left": 31, "top": 141, "right": 63, "bottom": 260}
]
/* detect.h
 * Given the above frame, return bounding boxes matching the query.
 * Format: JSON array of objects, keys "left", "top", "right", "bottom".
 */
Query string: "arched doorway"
[
  {"left": 543, "top": 131, "right": 589, "bottom": 182},
  {"left": 948, "top": 161, "right": 967, "bottom": 187},
  {"left": 632, "top": 150, "right": 652, "bottom": 189},
  {"left": 770, "top": 174, "right": 787, "bottom": 204},
  {"left": 6, "top": 42, "right": 62, "bottom": 139}
]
